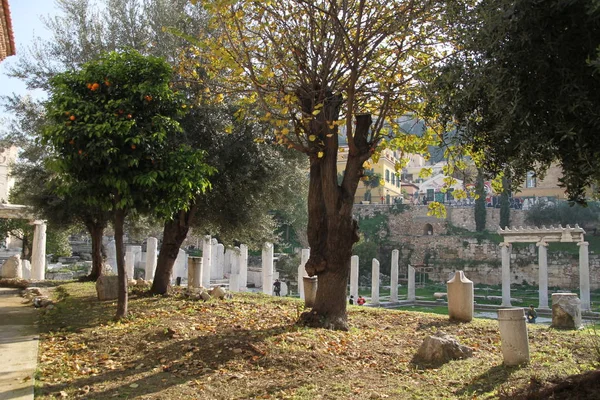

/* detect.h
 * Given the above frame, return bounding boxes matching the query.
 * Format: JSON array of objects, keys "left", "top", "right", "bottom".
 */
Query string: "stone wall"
[{"left": 353, "top": 204, "right": 597, "bottom": 290}]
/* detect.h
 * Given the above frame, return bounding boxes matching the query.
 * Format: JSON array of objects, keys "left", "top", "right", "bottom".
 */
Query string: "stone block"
[
  {"left": 210, "top": 286, "right": 226, "bottom": 299},
  {"left": 411, "top": 331, "right": 473, "bottom": 367},
  {"left": 551, "top": 293, "right": 582, "bottom": 329},
  {"left": 0, "top": 255, "right": 22, "bottom": 278},
  {"left": 96, "top": 275, "right": 119, "bottom": 300}
]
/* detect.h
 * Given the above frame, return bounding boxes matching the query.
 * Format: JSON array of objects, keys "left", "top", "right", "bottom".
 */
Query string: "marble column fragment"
[
  {"left": 371, "top": 258, "right": 380, "bottom": 306},
  {"left": 407, "top": 265, "right": 416, "bottom": 302},
  {"left": 447, "top": 270, "right": 474, "bottom": 322},
  {"left": 390, "top": 249, "right": 399, "bottom": 302},
  {"left": 106, "top": 239, "right": 117, "bottom": 274},
  {"left": 202, "top": 236, "right": 212, "bottom": 288},
  {"left": 210, "top": 238, "right": 218, "bottom": 281},
  {"left": 216, "top": 243, "right": 225, "bottom": 280},
  {"left": 537, "top": 241, "right": 549, "bottom": 309},
  {"left": 239, "top": 244, "right": 248, "bottom": 291},
  {"left": 145, "top": 237, "right": 158, "bottom": 281},
  {"left": 229, "top": 247, "right": 241, "bottom": 292},
  {"left": 262, "top": 242, "right": 274, "bottom": 295},
  {"left": 578, "top": 241, "right": 591, "bottom": 311},
  {"left": 31, "top": 221, "right": 47, "bottom": 281},
  {"left": 298, "top": 249, "right": 310, "bottom": 300},
  {"left": 350, "top": 255, "right": 359, "bottom": 301},
  {"left": 501, "top": 243, "right": 512, "bottom": 307}
]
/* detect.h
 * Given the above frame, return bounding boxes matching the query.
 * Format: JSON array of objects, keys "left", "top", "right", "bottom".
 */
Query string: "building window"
[
  {"left": 391, "top": 174, "right": 395, "bottom": 184},
  {"left": 385, "top": 170, "right": 390, "bottom": 182},
  {"left": 526, "top": 171, "right": 536, "bottom": 188}
]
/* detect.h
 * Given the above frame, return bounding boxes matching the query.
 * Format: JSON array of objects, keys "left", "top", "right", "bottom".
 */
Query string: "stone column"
[
  {"left": 239, "top": 244, "right": 248, "bottom": 291},
  {"left": 298, "top": 249, "right": 310, "bottom": 300},
  {"left": 125, "top": 250, "right": 135, "bottom": 280},
  {"left": 262, "top": 242, "right": 274, "bottom": 295},
  {"left": 187, "top": 257, "right": 202, "bottom": 288},
  {"left": 407, "top": 265, "right": 416, "bottom": 302},
  {"left": 447, "top": 271, "right": 474, "bottom": 322},
  {"left": 498, "top": 308, "right": 530, "bottom": 366},
  {"left": 106, "top": 239, "right": 117, "bottom": 274},
  {"left": 229, "top": 247, "right": 240, "bottom": 292},
  {"left": 202, "top": 236, "right": 212, "bottom": 288},
  {"left": 500, "top": 243, "right": 512, "bottom": 307},
  {"left": 216, "top": 243, "right": 225, "bottom": 280},
  {"left": 303, "top": 276, "right": 317, "bottom": 308},
  {"left": 350, "top": 255, "right": 359, "bottom": 301},
  {"left": 30, "top": 221, "right": 47, "bottom": 281},
  {"left": 371, "top": 258, "right": 380, "bottom": 306},
  {"left": 210, "top": 238, "right": 218, "bottom": 281},
  {"left": 145, "top": 237, "right": 158, "bottom": 281},
  {"left": 578, "top": 241, "right": 591, "bottom": 311},
  {"left": 390, "top": 249, "right": 399, "bottom": 303},
  {"left": 223, "top": 249, "right": 232, "bottom": 275},
  {"left": 131, "top": 245, "right": 142, "bottom": 266},
  {"left": 536, "top": 241, "right": 549, "bottom": 309}
]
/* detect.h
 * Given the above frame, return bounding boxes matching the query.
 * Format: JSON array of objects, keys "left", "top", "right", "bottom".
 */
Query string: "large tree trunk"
[
  {"left": 82, "top": 220, "right": 106, "bottom": 282},
  {"left": 151, "top": 206, "right": 197, "bottom": 295},
  {"left": 114, "top": 208, "right": 128, "bottom": 320},
  {"left": 297, "top": 88, "right": 372, "bottom": 330}
]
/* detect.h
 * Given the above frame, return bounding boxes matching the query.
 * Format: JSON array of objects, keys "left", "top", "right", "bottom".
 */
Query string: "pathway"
[{"left": 0, "top": 288, "right": 38, "bottom": 400}]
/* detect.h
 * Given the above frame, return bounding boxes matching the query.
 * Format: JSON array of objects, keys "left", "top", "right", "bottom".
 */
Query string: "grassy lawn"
[{"left": 32, "top": 282, "right": 600, "bottom": 399}]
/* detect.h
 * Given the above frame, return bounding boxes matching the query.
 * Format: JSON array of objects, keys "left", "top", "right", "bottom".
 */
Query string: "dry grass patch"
[{"left": 34, "top": 282, "right": 598, "bottom": 399}]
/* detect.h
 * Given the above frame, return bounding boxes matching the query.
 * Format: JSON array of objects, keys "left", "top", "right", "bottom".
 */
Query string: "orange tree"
[
  {"left": 192, "top": 0, "right": 458, "bottom": 329},
  {"left": 43, "top": 50, "right": 214, "bottom": 319}
]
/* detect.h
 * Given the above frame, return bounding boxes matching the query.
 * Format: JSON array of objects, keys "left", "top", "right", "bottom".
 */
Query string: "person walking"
[{"left": 273, "top": 279, "right": 281, "bottom": 296}]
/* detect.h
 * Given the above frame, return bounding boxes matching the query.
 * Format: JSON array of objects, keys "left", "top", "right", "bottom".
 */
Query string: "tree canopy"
[{"left": 429, "top": 0, "right": 600, "bottom": 202}]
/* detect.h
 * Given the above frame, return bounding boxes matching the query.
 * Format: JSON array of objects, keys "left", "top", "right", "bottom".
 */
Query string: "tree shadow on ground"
[
  {"left": 37, "top": 324, "right": 317, "bottom": 399},
  {"left": 454, "top": 364, "right": 521, "bottom": 398}
]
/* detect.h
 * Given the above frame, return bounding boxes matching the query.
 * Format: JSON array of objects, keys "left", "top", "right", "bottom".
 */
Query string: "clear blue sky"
[{"left": 0, "top": 0, "right": 59, "bottom": 101}]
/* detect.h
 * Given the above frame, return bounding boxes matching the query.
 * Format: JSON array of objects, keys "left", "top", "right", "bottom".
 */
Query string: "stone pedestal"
[
  {"left": 187, "top": 257, "right": 202, "bottom": 288},
  {"left": 407, "top": 265, "right": 416, "bottom": 302},
  {"left": 216, "top": 243, "right": 225, "bottom": 280},
  {"left": 228, "top": 247, "right": 240, "bottom": 292},
  {"left": 173, "top": 249, "right": 187, "bottom": 282},
  {"left": 551, "top": 293, "right": 582, "bottom": 329},
  {"left": 303, "top": 276, "right": 317, "bottom": 308},
  {"left": 239, "top": 244, "right": 248, "bottom": 291},
  {"left": 145, "top": 237, "right": 158, "bottom": 281},
  {"left": 202, "top": 236, "right": 212, "bottom": 288},
  {"left": 125, "top": 251, "right": 135, "bottom": 280},
  {"left": 498, "top": 308, "right": 530, "bottom": 366},
  {"left": 298, "top": 249, "right": 310, "bottom": 300},
  {"left": 371, "top": 258, "right": 380, "bottom": 306},
  {"left": 578, "top": 241, "right": 591, "bottom": 311},
  {"left": 390, "top": 249, "right": 399, "bottom": 302},
  {"left": 31, "top": 221, "right": 47, "bottom": 281},
  {"left": 262, "top": 242, "right": 274, "bottom": 295},
  {"left": 447, "top": 271, "right": 474, "bottom": 322},
  {"left": 0, "top": 255, "right": 22, "bottom": 278},
  {"left": 210, "top": 238, "right": 218, "bottom": 281},
  {"left": 500, "top": 243, "right": 512, "bottom": 306},
  {"left": 537, "top": 241, "right": 549, "bottom": 309},
  {"left": 106, "top": 239, "right": 117, "bottom": 274}
]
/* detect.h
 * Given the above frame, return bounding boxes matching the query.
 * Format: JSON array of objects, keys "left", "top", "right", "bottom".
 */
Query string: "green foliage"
[
  {"left": 352, "top": 239, "right": 378, "bottom": 278},
  {"left": 43, "top": 49, "right": 214, "bottom": 218},
  {"left": 475, "top": 169, "right": 486, "bottom": 232},
  {"left": 525, "top": 201, "right": 600, "bottom": 229},
  {"left": 429, "top": 0, "right": 600, "bottom": 203},
  {"left": 45, "top": 229, "right": 73, "bottom": 259}
]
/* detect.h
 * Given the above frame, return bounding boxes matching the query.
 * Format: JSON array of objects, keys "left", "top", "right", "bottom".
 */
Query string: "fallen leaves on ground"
[{"left": 33, "top": 282, "right": 599, "bottom": 399}]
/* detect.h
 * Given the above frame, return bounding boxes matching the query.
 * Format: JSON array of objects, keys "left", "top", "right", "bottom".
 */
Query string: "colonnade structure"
[
  {"left": 498, "top": 225, "right": 590, "bottom": 311},
  {"left": 0, "top": 204, "right": 47, "bottom": 280}
]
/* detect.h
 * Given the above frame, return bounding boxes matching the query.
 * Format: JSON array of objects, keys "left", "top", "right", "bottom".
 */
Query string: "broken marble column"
[
  {"left": 145, "top": 237, "right": 158, "bottom": 281},
  {"left": 498, "top": 308, "right": 530, "bottom": 366},
  {"left": 551, "top": 293, "right": 582, "bottom": 329},
  {"left": 223, "top": 248, "right": 232, "bottom": 275},
  {"left": 447, "top": 271, "right": 474, "bottom": 322},
  {"left": 390, "top": 249, "right": 399, "bottom": 302},
  {"left": 210, "top": 238, "right": 218, "bottom": 281},
  {"left": 30, "top": 220, "right": 47, "bottom": 281},
  {"left": 262, "top": 242, "right": 274, "bottom": 295},
  {"left": 106, "top": 239, "right": 117, "bottom": 274},
  {"left": 537, "top": 241, "right": 549, "bottom": 309},
  {"left": 173, "top": 249, "right": 187, "bottom": 282},
  {"left": 350, "top": 255, "right": 359, "bottom": 301},
  {"left": 202, "top": 236, "right": 212, "bottom": 288},
  {"left": 298, "top": 249, "right": 310, "bottom": 300},
  {"left": 239, "top": 244, "right": 248, "bottom": 291},
  {"left": 371, "top": 258, "right": 380, "bottom": 306},
  {"left": 187, "top": 257, "right": 202, "bottom": 288},
  {"left": 303, "top": 276, "right": 317, "bottom": 308},
  {"left": 500, "top": 242, "right": 512, "bottom": 307},
  {"left": 22, "top": 260, "right": 31, "bottom": 280},
  {"left": 216, "top": 243, "right": 225, "bottom": 280},
  {"left": 228, "top": 247, "right": 240, "bottom": 292},
  {"left": 408, "top": 265, "right": 416, "bottom": 302},
  {"left": 578, "top": 241, "right": 591, "bottom": 311},
  {"left": 131, "top": 245, "right": 142, "bottom": 266},
  {"left": 0, "top": 254, "right": 22, "bottom": 278},
  {"left": 125, "top": 248, "right": 135, "bottom": 280}
]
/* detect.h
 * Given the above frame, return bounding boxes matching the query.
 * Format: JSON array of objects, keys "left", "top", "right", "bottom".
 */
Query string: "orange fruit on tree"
[
  {"left": 91, "top": 83, "right": 100, "bottom": 91},
  {"left": 131, "top": 144, "right": 136, "bottom": 150},
  {"left": 69, "top": 115, "right": 76, "bottom": 121}
]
